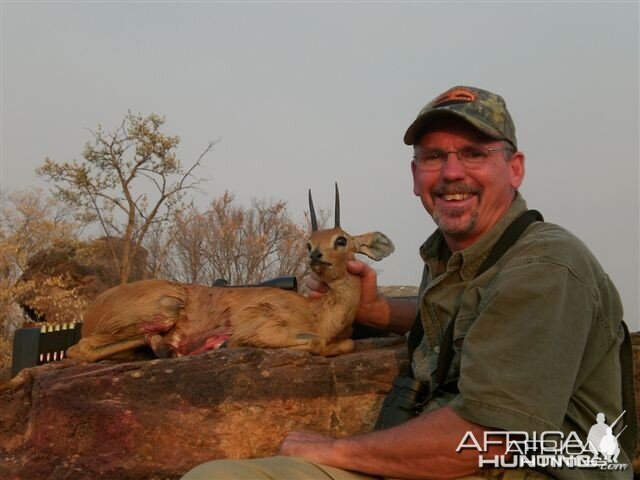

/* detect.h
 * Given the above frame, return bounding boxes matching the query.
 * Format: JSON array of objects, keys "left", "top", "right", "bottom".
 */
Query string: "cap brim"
[{"left": 403, "top": 110, "right": 507, "bottom": 146}]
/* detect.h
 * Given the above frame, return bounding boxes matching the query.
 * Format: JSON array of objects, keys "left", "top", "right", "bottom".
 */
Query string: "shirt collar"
[{"left": 420, "top": 192, "right": 528, "bottom": 280}]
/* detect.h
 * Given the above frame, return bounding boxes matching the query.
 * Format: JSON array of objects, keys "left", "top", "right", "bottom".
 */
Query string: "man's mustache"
[{"left": 432, "top": 183, "right": 481, "bottom": 196}]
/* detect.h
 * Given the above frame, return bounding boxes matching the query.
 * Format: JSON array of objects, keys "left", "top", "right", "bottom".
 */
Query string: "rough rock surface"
[
  {"left": 0, "top": 337, "right": 406, "bottom": 480},
  {"left": 2, "top": 333, "right": 639, "bottom": 480},
  {"left": 378, "top": 285, "right": 419, "bottom": 297}
]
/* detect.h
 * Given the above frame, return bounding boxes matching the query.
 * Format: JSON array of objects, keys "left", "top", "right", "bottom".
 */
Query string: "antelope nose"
[{"left": 310, "top": 249, "right": 323, "bottom": 261}]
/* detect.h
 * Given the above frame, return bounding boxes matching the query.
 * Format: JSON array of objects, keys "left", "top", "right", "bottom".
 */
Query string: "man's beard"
[
  {"left": 432, "top": 204, "right": 478, "bottom": 238},
  {"left": 431, "top": 183, "right": 480, "bottom": 238}
]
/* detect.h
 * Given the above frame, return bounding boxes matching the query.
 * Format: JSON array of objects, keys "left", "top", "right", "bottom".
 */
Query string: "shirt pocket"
[
  {"left": 411, "top": 339, "right": 438, "bottom": 384},
  {"left": 450, "top": 286, "right": 485, "bottom": 379}
]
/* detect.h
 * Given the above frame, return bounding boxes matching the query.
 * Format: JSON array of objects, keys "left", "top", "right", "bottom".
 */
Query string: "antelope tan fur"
[{"left": 66, "top": 185, "right": 394, "bottom": 362}]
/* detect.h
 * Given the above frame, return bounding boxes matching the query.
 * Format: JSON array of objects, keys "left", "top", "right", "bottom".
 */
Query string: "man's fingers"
[
  {"left": 347, "top": 260, "right": 378, "bottom": 295},
  {"left": 346, "top": 259, "right": 370, "bottom": 276}
]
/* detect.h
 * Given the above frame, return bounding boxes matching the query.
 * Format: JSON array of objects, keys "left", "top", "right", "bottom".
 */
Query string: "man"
[{"left": 182, "top": 86, "right": 636, "bottom": 479}]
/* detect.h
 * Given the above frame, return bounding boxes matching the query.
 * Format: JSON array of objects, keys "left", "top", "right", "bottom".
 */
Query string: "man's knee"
[
  {"left": 456, "top": 469, "right": 554, "bottom": 480},
  {"left": 182, "top": 458, "right": 259, "bottom": 480},
  {"left": 181, "top": 455, "right": 378, "bottom": 480}
]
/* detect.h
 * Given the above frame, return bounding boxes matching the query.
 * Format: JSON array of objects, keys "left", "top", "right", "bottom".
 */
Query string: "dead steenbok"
[{"left": 66, "top": 185, "right": 394, "bottom": 362}]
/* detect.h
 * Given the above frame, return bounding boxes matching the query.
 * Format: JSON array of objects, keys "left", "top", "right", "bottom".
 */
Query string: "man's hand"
[{"left": 279, "top": 430, "right": 341, "bottom": 466}]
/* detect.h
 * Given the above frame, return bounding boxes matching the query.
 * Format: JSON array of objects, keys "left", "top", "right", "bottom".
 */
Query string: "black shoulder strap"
[
  {"left": 618, "top": 321, "right": 638, "bottom": 461},
  {"left": 476, "top": 209, "right": 544, "bottom": 277},
  {"left": 407, "top": 209, "right": 543, "bottom": 385}
]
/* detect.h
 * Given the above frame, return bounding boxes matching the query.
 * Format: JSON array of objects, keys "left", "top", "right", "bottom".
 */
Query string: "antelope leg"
[
  {"left": 66, "top": 334, "right": 148, "bottom": 362},
  {"left": 280, "top": 332, "right": 326, "bottom": 355}
]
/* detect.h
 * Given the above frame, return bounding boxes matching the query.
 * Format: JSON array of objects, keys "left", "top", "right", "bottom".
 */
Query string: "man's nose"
[{"left": 440, "top": 152, "right": 466, "bottom": 181}]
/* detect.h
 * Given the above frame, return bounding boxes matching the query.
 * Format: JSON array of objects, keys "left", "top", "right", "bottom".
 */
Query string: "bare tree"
[
  {"left": 201, "top": 193, "right": 310, "bottom": 285},
  {"left": 37, "top": 112, "right": 215, "bottom": 284},
  {"left": 151, "top": 193, "right": 311, "bottom": 286},
  {"left": 0, "top": 188, "right": 80, "bottom": 275},
  {"left": 143, "top": 220, "right": 176, "bottom": 281},
  {"left": 144, "top": 203, "right": 209, "bottom": 284}
]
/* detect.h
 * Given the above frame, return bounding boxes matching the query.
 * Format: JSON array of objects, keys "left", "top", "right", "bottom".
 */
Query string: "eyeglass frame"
[{"left": 412, "top": 145, "right": 515, "bottom": 171}]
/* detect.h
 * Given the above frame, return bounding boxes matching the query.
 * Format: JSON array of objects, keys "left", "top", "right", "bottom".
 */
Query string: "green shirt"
[{"left": 413, "top": 193, "right": 635, "bottom": 479}]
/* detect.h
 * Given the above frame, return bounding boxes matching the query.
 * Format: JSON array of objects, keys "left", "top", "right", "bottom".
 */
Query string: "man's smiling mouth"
[{"left": 440, "top": 193, "right": 475, "bottom": 202}]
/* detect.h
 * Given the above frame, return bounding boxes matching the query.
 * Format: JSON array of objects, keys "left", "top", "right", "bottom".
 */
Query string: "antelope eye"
[
  {"left": 334, "top": 236, "right": 347, "bottom": 248},
  {"left": 306, "top": 243, "right": 312, "bottom": 252}
]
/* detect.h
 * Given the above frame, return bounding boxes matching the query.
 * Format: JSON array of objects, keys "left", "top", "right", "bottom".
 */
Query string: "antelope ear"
[{"left": 353, "top": 232, "right": 395, "bottom": 261}]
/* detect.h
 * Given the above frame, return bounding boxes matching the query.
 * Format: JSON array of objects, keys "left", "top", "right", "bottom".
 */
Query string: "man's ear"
[
  {"left": 353, "top": 232, "right": 395, "bottom": 261},
  {"left": 509, "top": 152, "right": 525, "bottom": 189},
  {"left": 411, "top": 160, "right": 420, "bottom": 196}
]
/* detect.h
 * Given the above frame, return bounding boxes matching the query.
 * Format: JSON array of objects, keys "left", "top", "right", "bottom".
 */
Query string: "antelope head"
[{"left": 306, "top": 183, "right": 394, "bottom": 284}]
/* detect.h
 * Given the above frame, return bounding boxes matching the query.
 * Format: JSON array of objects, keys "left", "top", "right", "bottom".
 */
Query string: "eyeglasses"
[{"left": 413, "top": 146, "right": 513, "bottom": 171}]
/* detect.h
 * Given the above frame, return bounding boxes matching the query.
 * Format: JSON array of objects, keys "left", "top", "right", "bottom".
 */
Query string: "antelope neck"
[{"left": 315, "top": 273, "right": 361, "bottom": 338}]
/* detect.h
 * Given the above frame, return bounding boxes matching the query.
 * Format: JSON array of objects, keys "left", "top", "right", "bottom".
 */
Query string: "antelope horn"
[
  {"left": 334, "top": 182, "right": 340, "bottom": 228},
  {"left": 308, "top": 189, "right": 318, "bottom": 232}
]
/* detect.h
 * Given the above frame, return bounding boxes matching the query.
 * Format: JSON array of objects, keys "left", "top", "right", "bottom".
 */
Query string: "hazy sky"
[{"left": 1, "top": 2, "right": 639, "bottom": 328}]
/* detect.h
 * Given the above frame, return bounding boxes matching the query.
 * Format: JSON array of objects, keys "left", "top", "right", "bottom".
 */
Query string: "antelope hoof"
[
  {"left": 146, "top": 334, "right": 171, "bottom": 359},
  {"left": 324, "top": 338, "right": 355, "bottom": 356},
  {"left": 152, "top": 344, "right": 171, "bottom": 359}
]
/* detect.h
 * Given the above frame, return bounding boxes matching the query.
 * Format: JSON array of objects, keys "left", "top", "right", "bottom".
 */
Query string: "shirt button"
[{"left": 434, "top": 346, "right": 440, "bottom": 354}]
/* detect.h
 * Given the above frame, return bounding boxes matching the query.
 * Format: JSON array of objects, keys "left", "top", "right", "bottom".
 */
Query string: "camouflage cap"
[{"left": 404, "top": 86, "right": 517, "bottom": 149}]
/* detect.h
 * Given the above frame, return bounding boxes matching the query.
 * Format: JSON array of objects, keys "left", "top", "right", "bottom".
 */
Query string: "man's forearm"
[
  {"left": 385, "top": 296, "right": 418, "bottom": 334},
  {"left": 325, "top": 407, "right": 496, "bottom": 480},
  {"left": 358, "top": 296, "right": 417, "bottom": 335}
]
